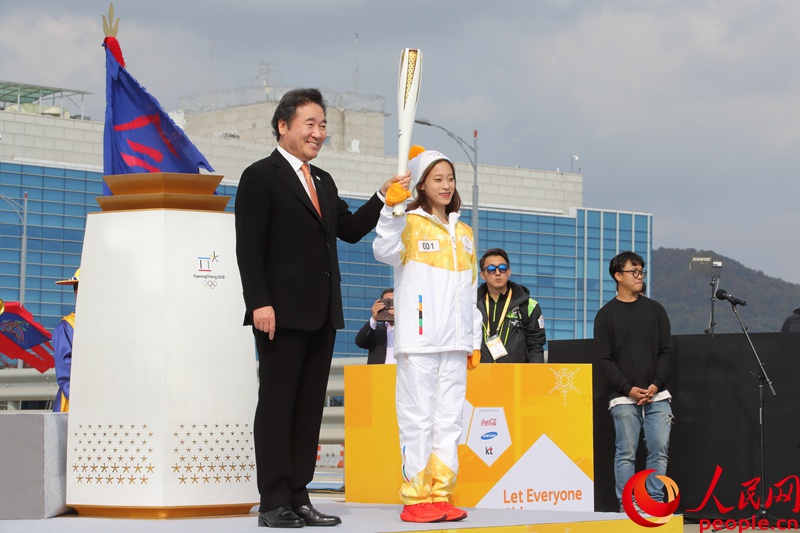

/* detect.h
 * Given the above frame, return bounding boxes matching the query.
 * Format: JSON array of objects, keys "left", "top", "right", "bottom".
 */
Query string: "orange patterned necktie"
[{"left": 300, "top": 163, "right": 322, "bottom": 217}]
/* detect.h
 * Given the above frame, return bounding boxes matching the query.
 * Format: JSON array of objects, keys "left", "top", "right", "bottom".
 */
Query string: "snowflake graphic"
[{"left": 549, "top": 367, "right": 581, "bottom": 406}]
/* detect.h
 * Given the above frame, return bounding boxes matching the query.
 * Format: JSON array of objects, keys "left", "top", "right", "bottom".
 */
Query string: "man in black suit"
[
  {"left": 235, "top": 88, "right": 408, "bottom": 528},
  {"left": 355, "top": 288, "right": 395, "bottom": 364}
]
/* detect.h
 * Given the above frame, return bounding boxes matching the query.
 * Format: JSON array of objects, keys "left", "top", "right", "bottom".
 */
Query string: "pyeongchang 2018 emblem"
[
  {"left": 622, "top": 470, "right": 680, "bottom": 527},
  {"left": 194, "top": 251, "right": 224, "bottom": 289}
]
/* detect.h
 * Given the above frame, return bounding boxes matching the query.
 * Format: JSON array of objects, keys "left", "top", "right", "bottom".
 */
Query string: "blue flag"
[{"left": 103, "top": 43, "right": 214, "bottom": 195}]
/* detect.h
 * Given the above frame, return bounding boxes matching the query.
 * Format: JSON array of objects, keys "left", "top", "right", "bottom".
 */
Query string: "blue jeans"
[{"left": 610, "top": 400, "right": 672, "bottom": 502}]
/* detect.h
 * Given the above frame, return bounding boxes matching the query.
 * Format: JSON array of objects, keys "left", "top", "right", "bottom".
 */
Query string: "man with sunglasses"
[
  {"left": 477, "top": 248, "right": 546, "bottom": 363},
  {"left": 594, "top": 251, "right": 673, "bottom": 511}
]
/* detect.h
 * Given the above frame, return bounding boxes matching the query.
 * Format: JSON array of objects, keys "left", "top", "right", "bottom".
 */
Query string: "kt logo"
[{"left": 622, "top": 470, "right": 680, "bottom": 527}]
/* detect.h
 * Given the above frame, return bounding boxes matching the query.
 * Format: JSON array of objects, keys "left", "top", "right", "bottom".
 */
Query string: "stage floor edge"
[
  {"left": 336, "top": 501, "right": 684, "bottom": 533},
  {"left": 4, "top": 498, "right": 683, "bottom": 533}
]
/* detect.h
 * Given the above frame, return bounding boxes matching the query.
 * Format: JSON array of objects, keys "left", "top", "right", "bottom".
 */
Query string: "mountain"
[{"left": 651, "top": 247, "right": 800, "bottom": 335}]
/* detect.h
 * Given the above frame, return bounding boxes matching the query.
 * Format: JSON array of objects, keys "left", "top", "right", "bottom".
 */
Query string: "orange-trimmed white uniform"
[{"left": 373, "top": 204, "right": 481, "bottom": 505}]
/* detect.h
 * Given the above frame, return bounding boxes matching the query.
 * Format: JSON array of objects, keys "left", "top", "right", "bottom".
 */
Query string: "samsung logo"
[{"left": 481, "top": 432, "right": 498, "bottom": 440}]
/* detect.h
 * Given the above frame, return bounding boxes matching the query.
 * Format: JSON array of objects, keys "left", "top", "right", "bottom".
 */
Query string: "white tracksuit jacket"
[{"left": 373, "top": 205, "right": 482, "bottom": 356}]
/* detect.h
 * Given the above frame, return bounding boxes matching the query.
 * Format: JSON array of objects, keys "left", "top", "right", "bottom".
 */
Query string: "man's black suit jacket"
[
  {"left": 354, "top": 321, "right": 389, "bottom": 364},
  {"left": 235, "top": 149, "right": 383, "bottom": 331}
]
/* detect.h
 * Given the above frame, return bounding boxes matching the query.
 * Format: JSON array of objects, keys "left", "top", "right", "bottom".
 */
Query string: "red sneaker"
[
  {"left": 400, "top": 503, "right": 447, "bottom": 523},
  {"left": 432, "top": 501, "right": 468, "bottom": 521}
]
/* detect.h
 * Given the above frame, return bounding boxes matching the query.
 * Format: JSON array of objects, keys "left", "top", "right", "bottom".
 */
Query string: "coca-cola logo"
[{"left": 480, "top": 418, "right": 497, "bottom": 426}]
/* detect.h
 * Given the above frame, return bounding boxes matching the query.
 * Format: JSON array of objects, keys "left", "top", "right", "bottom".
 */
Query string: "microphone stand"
[
  {"left": 704, "top": 275, "right": 720, "bottom": 335},
  {"left": 727, "top": 301, "right": 777, "bottom": 523}
]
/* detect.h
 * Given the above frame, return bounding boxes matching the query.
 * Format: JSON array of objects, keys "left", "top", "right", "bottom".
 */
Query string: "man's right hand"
[
  {"left": 253, "top": 306, "right": 276, "bottom": 340},
  {"left": 370, "top": 299, "right": 386, "bottom": 321}
]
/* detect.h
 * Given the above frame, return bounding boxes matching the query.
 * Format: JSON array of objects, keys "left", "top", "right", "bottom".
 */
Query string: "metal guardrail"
[
  {"left": 0, "top": 368, "right": 57, "bottom": 408},
  {"left": 0, "top": 357, "right": 367, "bottom": 443}
]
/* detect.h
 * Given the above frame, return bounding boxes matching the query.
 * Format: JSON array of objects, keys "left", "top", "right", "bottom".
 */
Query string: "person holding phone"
[
  {"left": 373, "top": 146, "right": 482, "bottom": 524},
  {"left": 355, "top": 288, "right": 396, "bottom": 364}
]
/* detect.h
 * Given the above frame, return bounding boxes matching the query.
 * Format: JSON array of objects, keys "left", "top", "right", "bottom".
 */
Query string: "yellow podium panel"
[{"left": 345, "top": 364, "right": 594, "bottom": 511}]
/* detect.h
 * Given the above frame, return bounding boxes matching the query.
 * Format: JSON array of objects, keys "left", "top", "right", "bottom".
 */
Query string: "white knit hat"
[{"left": 408, "top": 149, "right": 455, "bottom": 192}]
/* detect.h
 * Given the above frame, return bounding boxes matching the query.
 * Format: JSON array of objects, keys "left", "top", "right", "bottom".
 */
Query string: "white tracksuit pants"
[{"left": 396, "top": 350, "right": 467, "bottom": 505}]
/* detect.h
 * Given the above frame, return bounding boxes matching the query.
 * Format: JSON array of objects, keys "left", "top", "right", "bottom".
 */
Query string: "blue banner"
[{"left": 103, "top": 44, "right": 214, "bottom": 194}]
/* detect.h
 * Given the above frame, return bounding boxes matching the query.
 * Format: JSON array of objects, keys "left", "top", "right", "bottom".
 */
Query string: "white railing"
[{"left": 0, "top": 368, "right": 57, "bottom": 410}]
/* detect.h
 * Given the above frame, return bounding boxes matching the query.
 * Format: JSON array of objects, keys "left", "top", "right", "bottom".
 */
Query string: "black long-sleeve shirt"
[{"left": 593, "top": 296, "right": 673, "bottom": 401}]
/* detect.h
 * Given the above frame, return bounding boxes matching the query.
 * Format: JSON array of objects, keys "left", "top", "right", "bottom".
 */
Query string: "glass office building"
[
  {"left": 0, "top": 162, "right": 103, "bottom": 333},
  {"left": 0, "top": 162, "right": 651, "bottom": 364}
]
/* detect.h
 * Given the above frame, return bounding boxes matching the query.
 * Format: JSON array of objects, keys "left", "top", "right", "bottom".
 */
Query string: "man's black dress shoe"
[
  {"left": 293, "top": 504, "right": 342, "bottom": 527},
  {"left": 258, "top": 506, "right": 305, "bottom": 528}
]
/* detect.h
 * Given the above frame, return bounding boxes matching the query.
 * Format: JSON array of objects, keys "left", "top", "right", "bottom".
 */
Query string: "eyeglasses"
[
  {"left": 621, "top": 269, "right": 647, "bottom": 279},
  {"left": 483, "top": 264, "right": 509, "bottom": 275}
]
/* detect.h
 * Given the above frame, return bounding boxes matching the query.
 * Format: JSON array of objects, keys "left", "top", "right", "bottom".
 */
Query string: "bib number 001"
[{"left": 418, "top": 240, "right": 440, "bottom": 253}]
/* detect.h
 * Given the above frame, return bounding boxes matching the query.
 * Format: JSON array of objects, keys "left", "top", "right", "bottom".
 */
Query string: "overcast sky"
[{"left": 2, "top": 1, "right": 799, "bottom": 286}]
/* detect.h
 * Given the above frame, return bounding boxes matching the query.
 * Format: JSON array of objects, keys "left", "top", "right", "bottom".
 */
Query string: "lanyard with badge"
[{"left": 483, "top": 289, "right": 512, "bottom": 360}]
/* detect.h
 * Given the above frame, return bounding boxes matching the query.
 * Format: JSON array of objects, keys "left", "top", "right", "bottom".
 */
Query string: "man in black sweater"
[{"left": 594, "top": 251, "right": 673, "bottom": 510}]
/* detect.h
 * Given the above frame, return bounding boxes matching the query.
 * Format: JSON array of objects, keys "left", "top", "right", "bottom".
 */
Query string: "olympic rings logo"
[{"left": 203, "top": 280, "right": 218, "bottom": 289}]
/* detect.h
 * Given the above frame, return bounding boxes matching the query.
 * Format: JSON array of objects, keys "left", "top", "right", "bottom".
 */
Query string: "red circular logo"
[{"left": 621, "top": 469, "right": 680, "bottom": 527}]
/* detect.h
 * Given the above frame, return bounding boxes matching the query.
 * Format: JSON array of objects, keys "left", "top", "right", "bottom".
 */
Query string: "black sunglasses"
[{"left": 483, "top": 264, "right": 509, "bottom": 275}]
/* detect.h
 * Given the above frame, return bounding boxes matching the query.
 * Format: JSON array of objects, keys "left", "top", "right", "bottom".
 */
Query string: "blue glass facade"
[
  {"left": 0, "top": 162, "right": 103, "bottom": 334},
  {"left": 0, "top": 163, "right": 651, "bottom": 363}
]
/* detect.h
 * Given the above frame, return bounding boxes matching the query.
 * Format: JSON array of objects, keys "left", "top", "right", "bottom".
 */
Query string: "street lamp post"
[
  {"left": 414, "top": 120, "right": 480, "bottom": 252},
  {"left": 0, "top": 192, "right": 28, "bottom": 306},
  {"left": 0, "top": 192, "right": 28, "bottom": 372}
]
